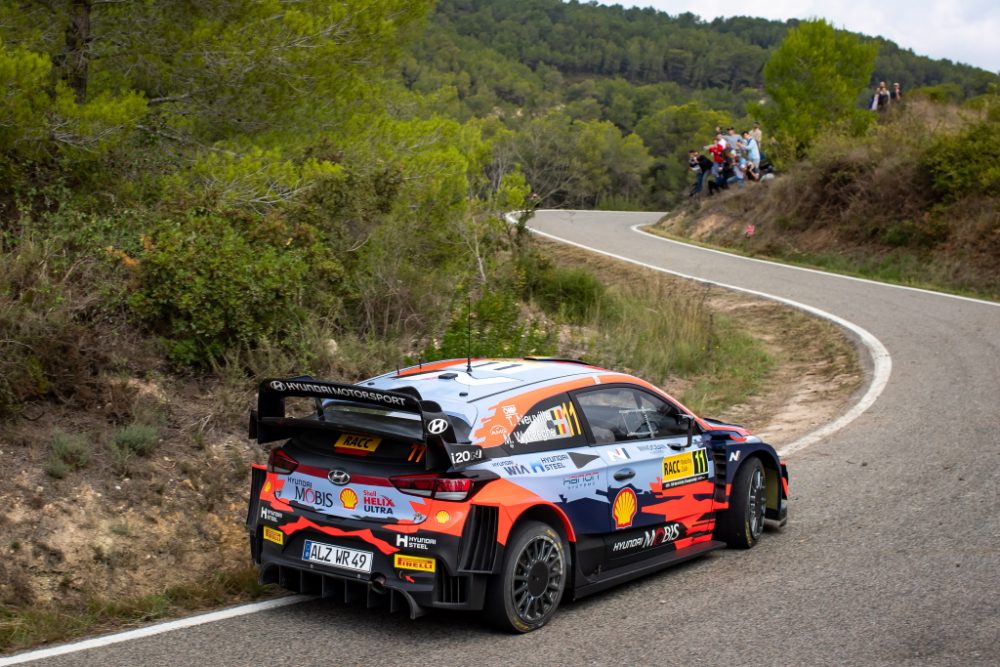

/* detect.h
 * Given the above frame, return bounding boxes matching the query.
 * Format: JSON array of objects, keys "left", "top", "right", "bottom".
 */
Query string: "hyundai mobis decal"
[{"left": 609, "top": 522, "right": 686, "bottom": 556}]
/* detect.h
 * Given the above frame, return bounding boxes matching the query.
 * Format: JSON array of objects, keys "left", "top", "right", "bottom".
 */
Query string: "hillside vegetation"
[{"left": 657, "top": 96, "right": 1000, "bottom": 299}]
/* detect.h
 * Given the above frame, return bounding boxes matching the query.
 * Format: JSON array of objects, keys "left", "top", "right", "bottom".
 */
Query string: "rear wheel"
[
  {"left": 715, "top": 458, "right": 766, "bottom": 549},
  {"left": 484, "top": 520, "right": 568, "bottom": 633}
]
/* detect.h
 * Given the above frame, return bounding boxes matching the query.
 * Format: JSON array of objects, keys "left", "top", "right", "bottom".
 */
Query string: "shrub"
[
  {"left": 112, "top": 424, "right": 158, "bottom": 457},
  {"left": 0, "top": 226, "right": 122, "bottom": 419},
  {"left": 109, "top": 424, "right": 158, "bottom": 476},
  {"left": 45, "top": 429, "right": 90, "bottom": 479},
  {"left": 922, "top": 119, "right": 1000, "bottom": 201},
  {"left": 424, "top": 288, "right": 555, "bottom": 360},
  {"left": 127, "top": 215, "right": 310, "bottom": 367},
  {"left": 527, "top": 264, "right": 607, "bottom": 323}
]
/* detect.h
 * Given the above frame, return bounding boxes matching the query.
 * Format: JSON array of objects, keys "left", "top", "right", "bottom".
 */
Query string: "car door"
[
  {"left": 573, "top": 385, "right": 714, "bottom": 558},
  {"left": 483, "top": 392, "right": 608, "bottom": 536}
]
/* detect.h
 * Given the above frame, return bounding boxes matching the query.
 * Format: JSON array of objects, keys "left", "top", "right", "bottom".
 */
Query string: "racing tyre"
[
  {"left": 715, "top": 457, "right": 766, "bottom": 549},
  {"left": 485, "top": 520, "right": 568, "bottom": 633}
]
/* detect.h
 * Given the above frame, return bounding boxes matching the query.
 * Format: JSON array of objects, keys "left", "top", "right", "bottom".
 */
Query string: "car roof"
[{"left": 362, "top": 358, "right": 614, "bottom": 410}]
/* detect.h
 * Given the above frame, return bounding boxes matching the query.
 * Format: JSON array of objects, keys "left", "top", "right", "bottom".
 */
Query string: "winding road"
[{"left": 6, "top": 210, "right": 999, "bottom": 666}]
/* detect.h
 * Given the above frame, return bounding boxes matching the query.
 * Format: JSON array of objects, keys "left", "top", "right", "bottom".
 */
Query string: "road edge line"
[{"left": 0, "top": 596, "right": 310, "bottom": 666}]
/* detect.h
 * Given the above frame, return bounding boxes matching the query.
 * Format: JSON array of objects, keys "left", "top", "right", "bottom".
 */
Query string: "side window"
[
  {"left": 506, "top": 393, "right": 587, "bottom": 454},
  {"left": 634, "top": 391, "right": 689, "bottom": 438},
  {"left": 576, "top": 387, "right": 690, "bottom": 444},
  {"left": 576, "top": 387, "right": 651, "bottom": 444}
]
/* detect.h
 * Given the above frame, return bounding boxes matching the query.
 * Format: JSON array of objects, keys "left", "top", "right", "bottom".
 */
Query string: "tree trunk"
[{"left": 63, "top": 0, "right": 92, "bottom": 104}]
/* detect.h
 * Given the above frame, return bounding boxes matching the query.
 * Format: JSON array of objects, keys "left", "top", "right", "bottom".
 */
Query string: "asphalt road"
[{"left": 11, "top": 210, "right": 1000, "bottom": 666}]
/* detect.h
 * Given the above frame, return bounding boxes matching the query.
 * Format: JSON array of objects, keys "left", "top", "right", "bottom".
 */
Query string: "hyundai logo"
[
  {"left": 328, "top": 469, "right": 351, "bottom": 486},
  {"left": 427, "top": 418, "right": 449, "bottom": 435}
]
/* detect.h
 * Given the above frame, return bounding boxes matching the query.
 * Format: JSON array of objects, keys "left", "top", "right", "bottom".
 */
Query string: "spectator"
[
  {"left": 724, "top": 127, "right": 741, "bottom": 151},
  {"left": 877, "top": 81, "right": 890, "bottom": 110},
  {"left": 750, "top": 121, "right": 762, "bottom": 147},
  {"left": 710, "top": 156, "right": 735, "bottom": 195},
  {"left": 891, "top": 82, "right": 903, "bottom": 101},
  {"left": 687, "top": 149, "right": 713, "bottom": 196},
  {"left": 745, "top": 160, "right": 761, "bottom": 182},
  {"left": 741, "top": 130, "right": 760, "bottom": 169},
  {"left": 727, "top": 152, "right": 747, "bottom": 187},
  {"left": 708, "top": 133, "right": 727, "bottom": 176}
]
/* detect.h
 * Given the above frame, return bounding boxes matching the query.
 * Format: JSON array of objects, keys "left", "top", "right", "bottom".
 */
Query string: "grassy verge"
[{"left": 0, "top": 567, "right": 280, "bottom": 654}]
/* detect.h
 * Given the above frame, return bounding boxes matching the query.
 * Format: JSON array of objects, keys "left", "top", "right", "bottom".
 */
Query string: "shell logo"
[
  {"left": 612, "top": 487, "right": 638, "bottom": 529},
  {"left": 339, "top": 488, "right": 358, "bottom": 510}
]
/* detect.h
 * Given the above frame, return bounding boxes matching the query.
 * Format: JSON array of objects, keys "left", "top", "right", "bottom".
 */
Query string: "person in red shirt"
[{"left": 708, "top": 133, "right": 727, "bottom": 177}]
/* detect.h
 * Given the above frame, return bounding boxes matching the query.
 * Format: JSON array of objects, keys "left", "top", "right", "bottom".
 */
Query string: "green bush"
[
  {"left": 112, "top": 424, "right": 159, "bottom": 457},
  {"left": 128, "top": 215, "right": 310, "bottom": 367},
  {"left": 923, "top": 120, "right": 1000, "bottom": 201},
  {"left": 109, "top": 423, "right": 159, "bottom": 476},
  {"left": 0, "top": 225, "right": 122, "bottom": 419},
  {"left": 45, "top": 429, "right": 90, "bottom": 479},
  {"left": 527, "top": 264, "right": 607, "bottom": 323},
  {"left": 424, "top": 289, "right": 555, "bottom": 360}
]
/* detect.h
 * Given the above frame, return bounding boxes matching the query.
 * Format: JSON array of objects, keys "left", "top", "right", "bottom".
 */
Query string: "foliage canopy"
[{"left": 760, "top": 19, "right": 878, "bottom": 160}]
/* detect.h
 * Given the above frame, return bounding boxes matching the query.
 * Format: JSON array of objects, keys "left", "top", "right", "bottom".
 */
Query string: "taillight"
[
  {"left": 390, "top": 474, "right": 475, "bottom": 502},
  {"left": 267, "top": 448, "right": 298, "bottom": 475}
]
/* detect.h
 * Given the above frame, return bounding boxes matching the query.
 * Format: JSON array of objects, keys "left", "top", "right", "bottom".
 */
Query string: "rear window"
[
  {"left": 288, "top": 401, "right": 471, "bottom": 467},
  {"left": 319, "top": 399, "right": 423, "bottom": 441}
]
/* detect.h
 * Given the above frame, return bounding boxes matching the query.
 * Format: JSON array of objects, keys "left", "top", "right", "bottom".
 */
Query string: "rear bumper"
[
  {"left": 259, "top": 560, "right": 427, "bottom": 618},
  {"left": 246, "top": 464, "right": 501, "bottom": 617},
  {"left": 253, "top": 526, "right": 492, "bottom": 616}
]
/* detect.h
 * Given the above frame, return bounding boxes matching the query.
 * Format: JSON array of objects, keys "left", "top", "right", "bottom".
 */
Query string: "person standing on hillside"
[
  {"left": 741, "top": 130, "right": 760, "bottom": 169},
  {"left": 724, "top": 127, "right": 741, "bottom": 151},
  {"left": 877, "top": 81, "right": 891, "bottom": 110},
  {"left": 891, "top": 82, "right": 903, "bottom": 102},
  {"left": 750, "top": 121, "right": 765, "bottom": 162}
]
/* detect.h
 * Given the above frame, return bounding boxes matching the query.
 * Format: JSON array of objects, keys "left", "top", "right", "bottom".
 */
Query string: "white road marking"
[
  {"left": 519, "top": 213, "right": 894, "bottom": 457},
  {"left": 0, "top": 596, "right": 310, "bottom": 666}
]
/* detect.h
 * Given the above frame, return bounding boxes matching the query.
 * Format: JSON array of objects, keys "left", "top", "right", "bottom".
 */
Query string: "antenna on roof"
[{"left": 466, "top": 294, "right": 473, "bottom": 374}]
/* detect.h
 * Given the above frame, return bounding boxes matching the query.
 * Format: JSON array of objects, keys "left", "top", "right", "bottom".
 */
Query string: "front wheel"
[
  {"left": 484, "top": 520, "right": 568, "bottom": 633},
  {"left": 715, "top": 458, "right": 766, "bottom": 549}
]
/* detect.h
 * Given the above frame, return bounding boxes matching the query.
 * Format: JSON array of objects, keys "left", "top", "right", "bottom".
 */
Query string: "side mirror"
[{"left": 677, "top": 414, "right": 695, "bottom": 449}]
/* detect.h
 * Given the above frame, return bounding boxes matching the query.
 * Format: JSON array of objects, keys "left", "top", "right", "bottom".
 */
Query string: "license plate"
[{"left": 302, "top": 539, "right": 373, "bottom": 574}]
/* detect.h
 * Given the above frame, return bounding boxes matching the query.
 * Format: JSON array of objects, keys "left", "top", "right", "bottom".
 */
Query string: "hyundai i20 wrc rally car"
[{"left": 245, "top": 358, "right": 788, "bottom": 632}]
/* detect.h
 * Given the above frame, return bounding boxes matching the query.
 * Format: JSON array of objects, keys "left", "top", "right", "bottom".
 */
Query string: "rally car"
[{"left": 245, "top": 358, "right": 788, "bottom": 632}]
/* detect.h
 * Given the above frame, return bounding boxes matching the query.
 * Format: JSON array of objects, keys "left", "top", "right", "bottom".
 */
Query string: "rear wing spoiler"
[{"left": 249, "top": 377, "right": 486, "bottom": 470}]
